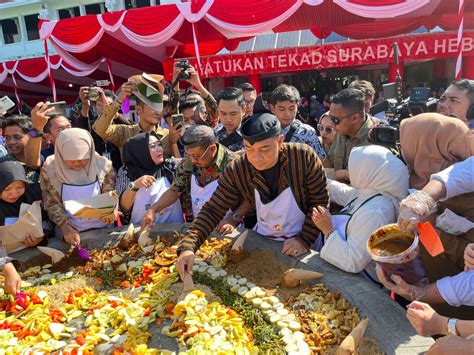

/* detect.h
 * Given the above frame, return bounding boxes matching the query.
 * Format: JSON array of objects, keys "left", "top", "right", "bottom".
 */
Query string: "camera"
[
  {"left": 87, "top": 80, "right": 111, "bottom": 102},
  {"left": 87, "top": 88, "right": 100, "bottom": 102},
  {"left": 369, "top": 87, "right": 438, "bottom": 157},
  {"left": 176, "top": 60, "right": 192, "bottom": 81}
]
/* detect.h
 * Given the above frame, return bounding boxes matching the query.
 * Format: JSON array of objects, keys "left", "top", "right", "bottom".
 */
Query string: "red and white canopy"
[{"left": 1, "top": 0, "right": 472, "bottom": 103}]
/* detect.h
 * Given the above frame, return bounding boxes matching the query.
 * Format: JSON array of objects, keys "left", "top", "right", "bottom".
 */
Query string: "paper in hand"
[
  {"left": 64, "top": 191, "right": 119, "bottom": 220},
  {"left": 0, "top": 201, "right": 43, "bottom": 252}
]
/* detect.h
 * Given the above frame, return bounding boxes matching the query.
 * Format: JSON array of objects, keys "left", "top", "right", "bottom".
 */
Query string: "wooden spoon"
[
  {"left": 281, "top": 268, "right": 324, "bottom": 288},
  {"left": 335, "top": 318, "right": 369, "bottom": 355},
  {"left": 178, "top": 273, "right": 195, "bottom": 302}
]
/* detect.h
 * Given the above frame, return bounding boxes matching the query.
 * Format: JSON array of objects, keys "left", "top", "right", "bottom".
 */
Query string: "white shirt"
[
  {"left": 320, "top": 179, "right": 398, "bottom": 274},
  {"left": 436, "top": 271, "right": 474, "bottom": 307},
  {"left": 431, "top": 157, "right": 474, "bottom": 200}
]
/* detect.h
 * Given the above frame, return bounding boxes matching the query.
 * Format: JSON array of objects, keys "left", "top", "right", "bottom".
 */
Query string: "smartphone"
[
  {"left": 172, "top": 114, "right": 184, "bottom": 127},
  {"left": 0, "top": 96, "right": 15, "bottom": 114},
  {"left": 94, "top": 80, "right": 110, "bottom": 87},
  {"left": 46, "top": 101, "right": 66, "bottom": 116}
]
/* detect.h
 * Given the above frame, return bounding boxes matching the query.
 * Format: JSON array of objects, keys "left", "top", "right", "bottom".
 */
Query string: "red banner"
[{"left": 174, "top": 31, "right": 474, "bottom": 79}]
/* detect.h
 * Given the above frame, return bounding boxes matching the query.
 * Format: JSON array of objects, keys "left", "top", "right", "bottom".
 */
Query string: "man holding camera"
[
  {"left": 169, "top": 61, "right": 218, "bottom": 128},
  {"left": 92, "top": 74, "right": 181, "bottom": 159},
  {"left": 24, "top": 105, "right": 72, "bottom": 170},
  {"left": 325, "top": 88, "right": 374, "bottom": 182},
  {"left": 77, "top": 86, "right": 131, "bottom": 169}
]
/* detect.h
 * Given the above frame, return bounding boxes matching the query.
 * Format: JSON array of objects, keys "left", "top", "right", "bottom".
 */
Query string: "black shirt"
[{"left": 261, "top": 162, "right": 281, "bottom": 202}]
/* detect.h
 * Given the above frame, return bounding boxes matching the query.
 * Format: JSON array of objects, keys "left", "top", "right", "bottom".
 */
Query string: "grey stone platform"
[{"left": 11, "top": 224, "right": 434, "bottom": 354}]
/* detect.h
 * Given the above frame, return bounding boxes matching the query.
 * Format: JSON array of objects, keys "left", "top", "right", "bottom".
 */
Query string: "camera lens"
[
  {"left": 88, "top": 89, "right": 100, "bottom": 102},
  {"left": 179, "top": 70, "right": 190, "bottom": 81}
]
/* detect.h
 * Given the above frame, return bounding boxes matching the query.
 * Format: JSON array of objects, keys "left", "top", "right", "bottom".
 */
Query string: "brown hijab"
[
  {"left": 400, "top": 113, "right": 474, "bottom": 189},
  {"left": 44, "top": 128, "right": 111, "bottom": 194}
]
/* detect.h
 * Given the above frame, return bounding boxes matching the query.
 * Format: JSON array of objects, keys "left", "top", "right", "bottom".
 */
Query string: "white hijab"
[{"left": 348, "top": 145, "right": 409, "bottom": 212}]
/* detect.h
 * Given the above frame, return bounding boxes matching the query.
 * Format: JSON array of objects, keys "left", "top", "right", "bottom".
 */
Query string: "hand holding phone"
[
  {"left": 0, "top": 96, "right": 15, "bottom": 116},
  {"left": 46, "top": 101, "right": 66, "bottom": 116},
  {"left": 172, "top": 114, "right": 184, "bottom": 128}
]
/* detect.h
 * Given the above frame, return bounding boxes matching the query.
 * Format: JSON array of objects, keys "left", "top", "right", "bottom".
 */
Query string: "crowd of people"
[{"left": 0, "top": 60, "right": 473, "bottom": 352}]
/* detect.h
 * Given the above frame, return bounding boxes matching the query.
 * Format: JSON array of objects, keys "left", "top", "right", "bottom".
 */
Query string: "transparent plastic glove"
[
  {"left": 375, "top": 264, "right": 427, "bottom": 301},
  {"left": 398, "top": 191, "right": 437, "bottom": 232},
  {"left": 436, "top": 209, "right": 474, "bottom": 235}
]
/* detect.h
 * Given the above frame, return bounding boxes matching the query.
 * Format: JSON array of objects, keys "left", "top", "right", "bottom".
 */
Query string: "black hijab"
[
  {"left": 0, "top": 159, "right": 41, "bottom": 226},
  {"left": 122, "top": 132, "right": 163, "bottom": 182}
]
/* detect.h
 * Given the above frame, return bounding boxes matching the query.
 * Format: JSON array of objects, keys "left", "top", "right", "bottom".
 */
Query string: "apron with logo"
[
  {"left": 62, "top": 180, "right": 110, "bottom": 232},
  {"left": 190, "top": 175, "right": 219, "bottom": 217},
  {"left": 253, "top": 187, "right": 306, "bottom": 241},
  {"left": 130, "top": 177, "right": 183, "bottom": 225}
]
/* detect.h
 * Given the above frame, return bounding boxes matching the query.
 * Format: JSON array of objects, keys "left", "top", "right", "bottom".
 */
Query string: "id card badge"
[{"left": 102, "top": 152, "right": 111, "bottom": 160}]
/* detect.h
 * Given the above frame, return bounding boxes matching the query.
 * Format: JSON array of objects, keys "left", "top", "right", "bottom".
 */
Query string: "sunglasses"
[
  {"left": 188, "top": 145, "right": 211, "bottom": 161},
  {"left": 317, "top": 124, "right": 335, "bottom": 134},
  {"left": 329, "top": 112, "right": 360, "bottom": 125}
]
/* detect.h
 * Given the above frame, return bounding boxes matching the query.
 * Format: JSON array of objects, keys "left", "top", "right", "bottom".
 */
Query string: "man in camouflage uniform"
[{"left": 141, "top": 125, "right": 237, "bottom": 228}]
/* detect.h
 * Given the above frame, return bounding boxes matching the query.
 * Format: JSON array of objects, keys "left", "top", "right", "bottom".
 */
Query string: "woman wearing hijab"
[
  {"left": 0, "top": 159, "right": 45, "bottom": 247},
  {"left": 311, "top": 145, "right": 409, "bottom": 283},
  {"left": 40, "top": 128, "right": 116, "bottom": 245},
  {"left": 400, "top": 113, "right": 474, "bottom": 190},
  {"left": 396, "top": 113, "right": 474, "bottom": 319},
  {"left": 116, "top": 132, "right": 182, "bottom": 225}
]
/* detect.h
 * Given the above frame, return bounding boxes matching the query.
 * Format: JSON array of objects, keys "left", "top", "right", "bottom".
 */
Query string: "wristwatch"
[
  {"left": 128, "top": 181, "right": 139, "bottom": 192},
  {"left": 447, "top": 318, "right": 459, "bottom": 335},
  {"left": 28, "top": 128, "right": 44, "bottom": 138}
]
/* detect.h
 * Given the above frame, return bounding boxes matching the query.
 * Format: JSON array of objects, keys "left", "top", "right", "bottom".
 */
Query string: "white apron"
[
  {"left": 62, "top": 180, "right": 110, "bottom": 232},
  {"left": 253, "top": 187, "right": 306, "bottom": 241},
  {"left": 314, "top": 194, "right": 383, "bottom": 285},
  {"left": 190, "top": 175, "right": 219, "bottom": 217},
  {"left": 130, "top": 177, "right": 183, "bottom": 225}
]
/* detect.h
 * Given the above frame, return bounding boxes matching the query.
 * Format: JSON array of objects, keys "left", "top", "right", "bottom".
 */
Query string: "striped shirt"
[{"left": 178, "top": 143, "right": 329, "bottom": 253}]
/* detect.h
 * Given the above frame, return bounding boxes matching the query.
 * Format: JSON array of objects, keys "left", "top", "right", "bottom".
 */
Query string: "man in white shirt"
[{"left": 378, "top": 159, "right": 474, "bottom": 353}]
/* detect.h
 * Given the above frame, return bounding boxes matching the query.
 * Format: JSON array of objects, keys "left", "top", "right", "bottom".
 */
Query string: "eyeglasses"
[
  {"left": 149, "top": 142, "right": 162, "bottom": 151},
  {"left": 329, "top": 112, "right": 360, "bottom": 125},
  {"left": 188, "top": 145, "right": 211, "bottom": 161},
  {"left": 245, "top": 99, "right": 256, "bottom": 106},
  {"left": 317, "top": 124, "right": 335, "bottom": 134}
]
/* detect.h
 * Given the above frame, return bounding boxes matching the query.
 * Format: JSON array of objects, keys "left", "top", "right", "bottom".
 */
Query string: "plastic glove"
[
  {"left": 375, "top": 264, "right": 426, "bottom": 301},
  {"left": 398, "top": 190, "right": 437, "bottom": 232}
]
